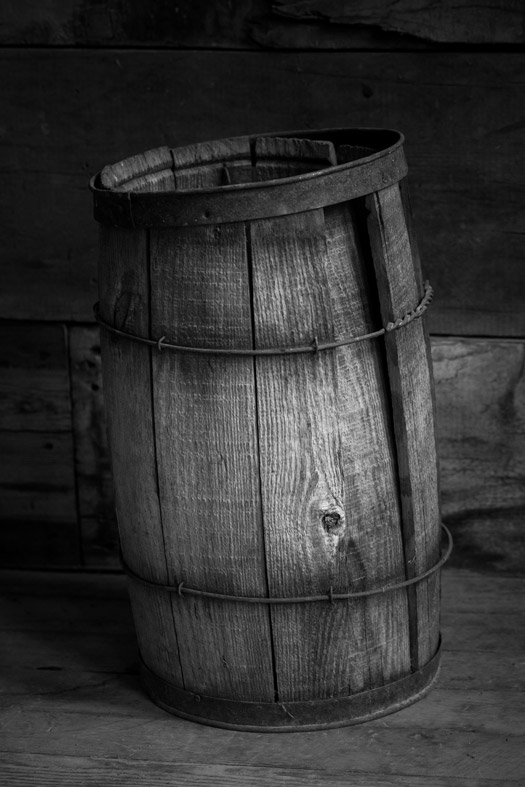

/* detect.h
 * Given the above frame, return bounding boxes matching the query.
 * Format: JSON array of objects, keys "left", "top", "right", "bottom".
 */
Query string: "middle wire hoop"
[{"left": 94, "top": 281, "right": 434, "bottom": 357}]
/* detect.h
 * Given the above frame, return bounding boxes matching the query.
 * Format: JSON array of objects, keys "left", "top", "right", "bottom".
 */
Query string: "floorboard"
[{"left": 0, "top": 567, "right": 523, "bottom": 785}]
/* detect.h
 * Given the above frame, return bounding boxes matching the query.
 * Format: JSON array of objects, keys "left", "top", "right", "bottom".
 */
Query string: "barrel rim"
[
  {"left": 90, "top": 127, "right": 408, "bottom": 227},
  {"left": 91, "top": 127, "right": 405, "bottom": 194}
]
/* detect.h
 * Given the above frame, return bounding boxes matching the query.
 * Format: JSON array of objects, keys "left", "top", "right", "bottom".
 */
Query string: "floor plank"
[
  {"left": 0, "top": 711, "right": 522, "bottom": 782},
  {"left": 0, "top": 753, "right": 519, "bottom": 787},
  {"left": 1, "top": 669, "right": 522, "bottom": 736},
  {"left": 0, "top": 567, "right": 523, "bottom": 784}
]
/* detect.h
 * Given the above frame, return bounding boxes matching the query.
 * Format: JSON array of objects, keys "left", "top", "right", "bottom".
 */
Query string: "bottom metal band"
[{"left": 140, "top": 641, "right": 441, "bottom": 732}]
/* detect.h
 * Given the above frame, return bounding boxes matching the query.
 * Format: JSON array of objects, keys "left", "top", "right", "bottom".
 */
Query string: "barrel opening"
[
  {"left": 98, "top": 130, "right": 401, "bottom": 195},
  {"left": 104, "top": 136, "right": 343, "bottom": 193}
]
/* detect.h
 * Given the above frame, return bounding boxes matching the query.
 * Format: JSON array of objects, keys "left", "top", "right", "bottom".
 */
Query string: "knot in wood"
[{"left": 322, "top": 511, "right": 344, "bottom": 535}]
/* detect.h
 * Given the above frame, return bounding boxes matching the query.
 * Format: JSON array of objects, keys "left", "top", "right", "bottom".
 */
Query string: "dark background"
[{"left": 1, "top": 0, "right": 524, "bottom": 572}]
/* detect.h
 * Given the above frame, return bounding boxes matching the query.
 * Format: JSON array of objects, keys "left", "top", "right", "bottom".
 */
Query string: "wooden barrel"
[{"left": 91, "top": 128, "right": 449, "bottom": 732}]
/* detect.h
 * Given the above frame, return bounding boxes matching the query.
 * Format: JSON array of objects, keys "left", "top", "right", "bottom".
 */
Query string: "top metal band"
[{"left": 90, "top": 128, "right": 407, "bottom": 228}]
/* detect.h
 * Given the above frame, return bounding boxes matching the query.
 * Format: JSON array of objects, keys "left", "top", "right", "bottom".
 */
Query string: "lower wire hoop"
[{"left": 121, "top": 523, "right": 452, "bottom": 605}]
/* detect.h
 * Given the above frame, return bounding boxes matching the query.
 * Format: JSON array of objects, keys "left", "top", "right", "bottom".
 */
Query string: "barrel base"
[{"left": 140, "top": 640, "right": 442, "bottom": 732}]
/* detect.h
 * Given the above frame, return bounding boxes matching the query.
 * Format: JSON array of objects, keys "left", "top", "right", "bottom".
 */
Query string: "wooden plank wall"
[{"left": 1, "top": 1, "right": 523, "bottom": 570}]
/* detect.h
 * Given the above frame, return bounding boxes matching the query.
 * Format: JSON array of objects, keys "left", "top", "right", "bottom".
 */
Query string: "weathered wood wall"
[{"left": 1, "top": 1, "right": 523, "bottom": 570}]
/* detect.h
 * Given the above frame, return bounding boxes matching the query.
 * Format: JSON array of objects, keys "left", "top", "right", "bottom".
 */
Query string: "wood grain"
[
  {"left": 0, "top": 324, "right": 78, "bottom": 566},
  {"left": 97, "top": 224, "right": 184, "bottom": 689},
  {"left": 0, "top": 425, "right": 78, "bottom": 564},
  {"left": 3, "top": 668, "right": 524, "bottom": 738},
  {"left": 68, "top": 327, "right": 118, "bottom": 567},
  {"left": 2, "top": 626, "right": 523, "bottom": 689},
  {"left": 0, "top": 568, "right": 523, "bottom": 783},
  {"left": 0, "top": 687, "right": 523, "bottom": 779},
  {"left": 0, "top": 754, "right": 522, "bottom": 787},
  {"left": 253, "top": 135, "right": 337, "bottom": 179},
  {"left": 1, "top": 603, "right": 522, "bottom": 678},
  {"left": 0, "top": 754, "right": 523, "bottom": 787},
  {"left": 100, "top": 146, "right": 173, "bottom": 190},
  {"left": 366, "top": 184, "right": 441, "bottom": 669},
  {"left": 1, "top": 0, "right": 520, "bottom": 47},
  {"left": 249, "top": 201, "right": 410, "bottom": 701},
  {"left": 148, "top": 220, "right": 275, "bottom": 702},
  {"left": 0, "top": 323, "right": 70, "bottom": 432},
  {"left": 171, "top": 138, "right": 253, "bottom": 188},
  {"left": 2, "top": 50, "right": 524, "bottom": 334},
  {"left": 2, "top": 569, "right": 523, "bottom": 672},
  {"left": 249, "top": 14, "right": 432, "bottom": 49},
  {"left": 3, "top": 566, "right": 520, "bottom": 613},
  {"left": 0, "top": 630, "right": 137, "bottom": 674},
  {"left": 432, "top": 338, "right": 525, "bottom": 575},
  {"left": 1, "top": 721, "right": 521, "bottom": 784},
  {"left": 1, "top": 326, "right": 523, "bottom": 570},
  {"left": 0, "top": 0, "right": 268, "bottom": 47},
  {"left": 137, "top": 136, "right": 344, "bottom": 707},
  {"left": 274, "top": 0, "right": 524, "bottom": 44}
]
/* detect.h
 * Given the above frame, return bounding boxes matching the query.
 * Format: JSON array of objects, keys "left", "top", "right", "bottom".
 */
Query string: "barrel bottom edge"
[{"left": 139, "top": 640, "right": 442, "bottom": 733}]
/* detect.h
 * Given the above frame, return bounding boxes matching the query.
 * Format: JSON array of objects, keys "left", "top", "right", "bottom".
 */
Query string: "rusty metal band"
[
  {"left": 90, "top": 128, "right": 407, "bottom": 228},
  {"left": 140, "top": 641, "right": 442, "bottom": 732},
  {"left": 122, "top": 523, "right": 452, "bottom": 604},
  {"left": 94, "top": 281, "right": 433, "bottom": 357}
]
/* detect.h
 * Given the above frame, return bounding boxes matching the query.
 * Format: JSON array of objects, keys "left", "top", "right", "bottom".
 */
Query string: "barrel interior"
[
  {"left": 96, "top": 129, "right": 442, "bottom": 731},
  {"left": 98, "top": 130, "right": 397, "bottom": 193}
]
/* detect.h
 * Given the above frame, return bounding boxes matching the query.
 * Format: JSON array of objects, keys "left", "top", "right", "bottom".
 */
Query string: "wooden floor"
[{"left": 0, "top": 566, "right": 523, "bottom": 786}]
